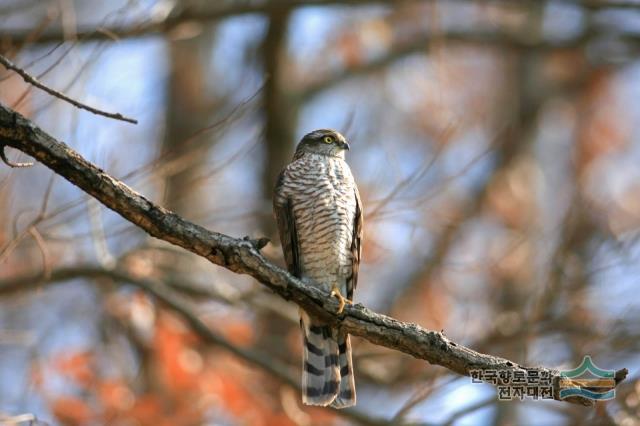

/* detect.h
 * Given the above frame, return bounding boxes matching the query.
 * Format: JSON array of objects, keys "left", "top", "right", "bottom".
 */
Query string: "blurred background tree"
[{"left": 1, "top": 0, "right": 640, "bottom": 425}]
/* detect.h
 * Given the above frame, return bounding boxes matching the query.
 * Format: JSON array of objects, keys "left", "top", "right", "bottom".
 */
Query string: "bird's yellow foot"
[{"left": 330, "top": 285, "right": 352, "bottom": 314}]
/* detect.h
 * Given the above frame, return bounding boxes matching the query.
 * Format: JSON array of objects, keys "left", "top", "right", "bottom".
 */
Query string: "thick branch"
[{"left": 0, "top": 102, "right": 627, "bottom": 407}]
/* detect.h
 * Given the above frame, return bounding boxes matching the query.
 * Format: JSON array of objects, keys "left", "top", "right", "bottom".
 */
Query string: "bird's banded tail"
[
  {"left": 331, "top": 332, "right": 356, "bottom": 408},
  {"left": 300, "top": 312, "right": 356, "bottom": 408}
]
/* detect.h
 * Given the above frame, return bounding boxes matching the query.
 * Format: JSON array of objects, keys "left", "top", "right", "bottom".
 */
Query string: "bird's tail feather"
[
  {"left": 331, "top": 332, "right": 356, "bottom": 408},
  {"left": 301, "top": 313, "right": 340, "bottom": 406}
]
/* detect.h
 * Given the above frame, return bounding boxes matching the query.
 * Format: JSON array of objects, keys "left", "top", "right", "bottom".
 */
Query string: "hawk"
[{"left": 273, "top": 129, "right": 363, "bottom": 408}]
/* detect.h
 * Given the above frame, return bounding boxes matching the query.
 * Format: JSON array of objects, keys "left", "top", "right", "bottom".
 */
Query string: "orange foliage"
[
  {"left": 40, "top": 307, "right": 320, "bottom": 426},
  {"left": 53, "top": 351, "right": 95, "bottom": 388},
  {"left": 97, "top": 380, "right": 135, "bottom": 415},
  {"left": 154, "top": 312, "right": 202, "bottom": 391},
  {"left": 213, "top": 317, "right": 255, "bottom": 347},
  {"left": 50, "top": 396, "right": 94, "bottom": 426},
  {"left": 125, "top": 395, "right": 164, "bottom": 424}
]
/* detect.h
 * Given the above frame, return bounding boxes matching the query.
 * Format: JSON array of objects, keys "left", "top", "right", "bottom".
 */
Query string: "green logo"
[{"left": 559, "top": 356, "right": 616, "bottom": 400}]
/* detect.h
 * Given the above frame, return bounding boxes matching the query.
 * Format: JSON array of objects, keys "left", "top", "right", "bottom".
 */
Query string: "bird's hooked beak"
[{"left": 340, "top": 141, "right": 350, "bottom": 151}]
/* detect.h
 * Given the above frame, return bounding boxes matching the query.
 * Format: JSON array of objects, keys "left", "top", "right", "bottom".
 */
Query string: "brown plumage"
[{"left": 273, "top": 129, "right": 363, "bottom": 408}]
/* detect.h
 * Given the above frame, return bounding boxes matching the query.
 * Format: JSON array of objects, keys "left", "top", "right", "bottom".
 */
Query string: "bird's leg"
[{"left": 330, "top": 284, "right": 352, "bottom": 314}]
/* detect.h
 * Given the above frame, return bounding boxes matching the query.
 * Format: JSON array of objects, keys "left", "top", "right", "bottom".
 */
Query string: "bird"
[{"left": 273, "top": 129, "right": 363, "bottom": 408}]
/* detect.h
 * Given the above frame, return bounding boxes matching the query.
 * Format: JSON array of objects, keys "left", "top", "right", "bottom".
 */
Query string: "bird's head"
[{"left": 294, "top": 129, "right": 350, "bottom": 159}]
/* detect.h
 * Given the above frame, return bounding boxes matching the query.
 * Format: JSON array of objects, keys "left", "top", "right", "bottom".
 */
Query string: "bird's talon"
[{"left": 331, "top": 286, "right": 352, "bottom": 314}]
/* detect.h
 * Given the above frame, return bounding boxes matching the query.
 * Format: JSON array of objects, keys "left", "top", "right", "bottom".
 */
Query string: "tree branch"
[
  {"left": 0, "top": 102, "right": 628, "bottom": 407},
  {"left": 0, "top": 53, "right": 137, "bottom": 124}
]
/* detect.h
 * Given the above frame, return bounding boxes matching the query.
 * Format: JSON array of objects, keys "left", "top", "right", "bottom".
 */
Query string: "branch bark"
[{"left": 0, "top": 102, "right": 628, "bottom": 407}]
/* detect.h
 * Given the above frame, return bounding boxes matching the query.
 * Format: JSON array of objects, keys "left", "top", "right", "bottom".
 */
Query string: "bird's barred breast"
[{"left": 283, "top": 154, "right": 357, "bottom": 286}]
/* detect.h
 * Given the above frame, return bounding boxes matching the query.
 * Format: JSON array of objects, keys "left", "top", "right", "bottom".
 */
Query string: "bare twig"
[
  {"left": 391, "top": 380, "right": 444, "bottom": 422},
  {"left": 0, "top": 54, "right": 137, "bottom": 124},
  {"left": 0, "top": 144, "right": 33, "bottom": 167},
  {"left": 27, "top": 226, "right": 51, "bottom": 280},
  {"left": 11, "top": 42, "right": 79, "bottom": 111},
  {"left": 0, "top": 42, "right": 64, "bottom": 83},
  {"left": 0, "top": 103, "right": 628, "bottom": 407},
  {"left": 0, "top": 172, "right": 54, "bottom": 263}
]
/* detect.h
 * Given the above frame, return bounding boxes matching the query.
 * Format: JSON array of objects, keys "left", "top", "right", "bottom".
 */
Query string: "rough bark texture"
[{"left": 0, "top": 102, "right": 627, "bottom": 407}]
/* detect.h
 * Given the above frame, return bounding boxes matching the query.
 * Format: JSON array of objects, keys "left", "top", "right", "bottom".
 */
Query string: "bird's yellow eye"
[{"left": 323, "top": 136, "right": 334, "bottom": 144}]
